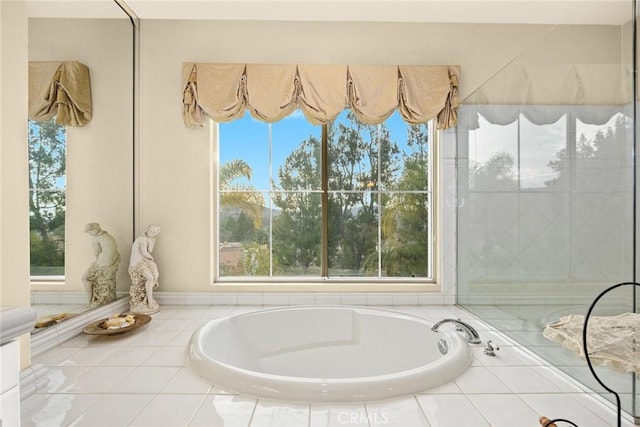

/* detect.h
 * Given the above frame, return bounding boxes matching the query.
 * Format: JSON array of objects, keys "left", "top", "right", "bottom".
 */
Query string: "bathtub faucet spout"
[{"left": 431, "top": 318, "right": 482, "bottom": 344}]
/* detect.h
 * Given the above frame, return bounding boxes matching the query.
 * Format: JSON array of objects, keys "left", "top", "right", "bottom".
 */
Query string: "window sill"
[{"left": 210, "top": 282, "right": 440, "bottom": 292}]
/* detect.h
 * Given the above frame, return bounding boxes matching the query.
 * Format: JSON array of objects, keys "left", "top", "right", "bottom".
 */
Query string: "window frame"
[
  {"left": 28, "top": 119, "right": 67, "bottom": 283},
  {"left": 210, "top": 115, "right": 440, "bottom": 288}
]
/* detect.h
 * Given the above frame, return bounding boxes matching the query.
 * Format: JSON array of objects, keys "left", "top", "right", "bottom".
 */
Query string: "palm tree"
[{"left": 219, "top": 159, "right": 265, "bottom": 227}]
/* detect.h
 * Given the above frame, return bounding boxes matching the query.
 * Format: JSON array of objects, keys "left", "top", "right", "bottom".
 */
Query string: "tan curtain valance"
[
  {"left": 182, "top": 63, "right": 459, "bottom": 129},
  {"left": 29, "top": 61, "right": 92, "bottom": 127}
]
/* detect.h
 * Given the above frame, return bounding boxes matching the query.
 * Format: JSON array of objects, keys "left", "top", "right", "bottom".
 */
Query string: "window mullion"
[{"left": 321, "top": 124, "right": 329, "bottom": 278}]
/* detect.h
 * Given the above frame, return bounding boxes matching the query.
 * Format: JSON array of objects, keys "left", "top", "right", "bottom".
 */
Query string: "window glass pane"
[
  {"left": 327, "top": 192, "right": 379, "bottom": 277},
  {"left": 29, "top": 119, "right": 66, "bottom": 277},
  {"left": 468, "top": 114, "right": 518, "bottom": 191},
  {"left": 219, "top": 112, "right": 269, "bottom": 192},
  {"left": 219, "top": 198, "right": 270, "bottom": 277},
  {"left": 381, "top": 193, "right": 429, "bottom": 277},
  {"left": 520, "top": 114, "right": 566, "bottom": 191},
  {"left": 328, "top": 110, "right": 382, "bottom": 191},
  {"left": 575, "top": 112, "right": 631, "bottom": 192},
  {"left": 272, "top": 192, "right": 321, "bottom": 277},
  {"left": 272, "top": 112, "right": 321, "bottom": 191},
  {"left": 392, "top": 122, "right": 429, "bottom": 191}
]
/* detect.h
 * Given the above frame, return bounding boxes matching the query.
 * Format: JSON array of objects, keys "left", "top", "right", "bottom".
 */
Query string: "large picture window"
[
  {"left": 216, "top": 109, "right": 434, "bottom": 281},
  {"left": 29, "top": 119, "right": 66, "bottom": 278}
]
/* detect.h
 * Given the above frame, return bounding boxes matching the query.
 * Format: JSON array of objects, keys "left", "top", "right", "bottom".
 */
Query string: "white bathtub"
[{"left": 187, "top": 306, "right": 472, "bottom": 402}]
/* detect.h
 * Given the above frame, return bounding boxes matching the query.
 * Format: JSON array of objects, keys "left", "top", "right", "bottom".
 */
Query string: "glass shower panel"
[{"left": 457, "top": 6, "right": 636, "bottom": 419}]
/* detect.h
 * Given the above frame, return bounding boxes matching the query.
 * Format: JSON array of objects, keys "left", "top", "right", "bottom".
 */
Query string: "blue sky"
[{"left": 219, "top": 109, "right": 416, "bottom": 194}]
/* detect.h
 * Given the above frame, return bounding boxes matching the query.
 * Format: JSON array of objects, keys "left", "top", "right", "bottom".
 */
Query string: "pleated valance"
[
  {"left": 457, "top": 104, "right": 630, "bottom": 131},
  {"left": 464, "top": 64, "right": 630, "bottom": 107},
  {"left": 182, "top": 63, "right": 460, "bottom": 129},
  {"left": 29, "top": 61, "right": 92, "bottom": 127}
]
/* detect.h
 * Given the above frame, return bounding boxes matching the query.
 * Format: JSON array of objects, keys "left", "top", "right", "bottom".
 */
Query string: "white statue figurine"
[
  {"left": 128, "top": 224, "right": 161, "bottom": 314},
  {"left": 82, "top": 223, "right": 121, "bottom": 308}
]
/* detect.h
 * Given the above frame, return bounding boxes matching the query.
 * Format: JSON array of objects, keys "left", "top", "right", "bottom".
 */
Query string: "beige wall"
[
  {"left": 1, "top": 0, "right": 31, "bottom": 368},
  {"left": 139, "top": 20, "right": 624, "bottom": 292},
  {"left": 29, "top": 18, "right": 134, "bottom": 294}
]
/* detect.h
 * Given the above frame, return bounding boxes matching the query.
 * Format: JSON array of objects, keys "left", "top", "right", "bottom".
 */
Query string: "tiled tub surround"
[{"left": 21, "top": 305, "right": 635, "bottom": 427}]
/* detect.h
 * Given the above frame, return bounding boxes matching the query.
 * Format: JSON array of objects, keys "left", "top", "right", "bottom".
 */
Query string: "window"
[
  {"left": 216, "top": 109, "right": 434, "bottom": 281},
  {"left": 28, "top": 119, "right": 66, "bottom": 278}
]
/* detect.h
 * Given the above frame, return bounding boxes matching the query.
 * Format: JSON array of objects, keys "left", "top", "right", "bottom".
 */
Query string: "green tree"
[
  {"left": 219, "top": 159, "right": 265, "bottom": 227},
  {"left": 272, "top": 136, "right": 322, "bottom": 273}
]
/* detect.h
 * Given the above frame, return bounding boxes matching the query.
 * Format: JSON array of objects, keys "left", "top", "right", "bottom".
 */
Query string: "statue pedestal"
[{"left": 129, "top": 302, "right": 160, "bottom": 315}]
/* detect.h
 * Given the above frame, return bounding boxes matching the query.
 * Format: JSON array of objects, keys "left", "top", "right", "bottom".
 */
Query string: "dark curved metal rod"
[
  {"left": 543, "top": 418, "right": 578, "bottom": 427},
  {"left": 582, "top": 281, "right": 639, "bottom": 427}
]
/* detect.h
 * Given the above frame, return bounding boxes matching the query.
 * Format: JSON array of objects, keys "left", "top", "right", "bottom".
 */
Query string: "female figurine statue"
[
  {"left": 128, "top": 224, "right": 161, "bottom": 314},
  {"left": 82, "top": 223, "right": 121, "bottom": 308}
]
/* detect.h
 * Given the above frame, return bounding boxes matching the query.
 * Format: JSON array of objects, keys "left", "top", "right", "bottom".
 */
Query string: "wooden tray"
[{"left": 83, "top": 313, "right": 151, "bottom": 335}]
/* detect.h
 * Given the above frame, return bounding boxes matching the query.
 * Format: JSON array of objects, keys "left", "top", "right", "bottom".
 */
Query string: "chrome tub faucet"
[{"left": 431, "top": 318, "right": 482, "bottom": 344}]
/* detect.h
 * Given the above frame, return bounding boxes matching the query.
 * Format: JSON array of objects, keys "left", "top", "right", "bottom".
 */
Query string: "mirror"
[{"left": 28, "top": 0, "right": 135, "bottom": 332}]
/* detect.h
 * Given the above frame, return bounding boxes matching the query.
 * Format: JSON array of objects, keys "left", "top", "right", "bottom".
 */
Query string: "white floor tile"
[
  {"left": 99, "top": 346, "right": 160, "bottom": 367},
  {"left": 529, "top": 366, "right": 587, "bottom": 393},
  {"left": 128, "top": 394, "right": 207, "bottom": 427},
  {"left": 153, "top": 317, "right": 200, "bottom": 331},
  {"left": 126, "top": 330, "right": 180, "bottom": 346},
  {"left": 189, "top": 395, "right": 256, "bottom": 427},
  {"left": 40, "top": 366, "right": 91, "bottom": 394},
  {"left": 111, "top": 366, "right": 180, "bottom": 394},
  {"left": 143, "top": 346, "right": 186, "bottom": 366},
  {"left": 250, "top": 400, "right": 309, "bottom": 427},
  {"left": 21, "top": 393, "right": 101, "bottom": 427},
  {"left": 467, "top": 394, "right": 539, "bottom": 427},
  {"left": 365, "top": 397, "right": 430, "bottom": 427},
  {"left": 488, "top": 366, "right": 563, "bottom": 393},
  {"left": 67, "top": 393, "right": 154, "bottom": 427},
  {"left": 31, "top": 346, "right": 80, "bottom": 366},
  {"left": 310, "top": 404, "right": 368, "bottom": 427},
  {"left": 421, "top": 381, "right": 462, "bottom": 394},
  {"left": 167, "top": 330, "right": 197, "bottom": 346},
  {"left": 55, "top": 346, "right": 120, "bottom": 367},
  {"left": 417, "top": 394, "right": 491, "bottom": 427},
  {"left": 60, "top": 366, "right": 136, "bottom": 394},
  {"left": 161, "top": 367, "right": 213, "bottom": 394},
  {"left": 454, "top": 367, "right": 512, "bottom": 394}
]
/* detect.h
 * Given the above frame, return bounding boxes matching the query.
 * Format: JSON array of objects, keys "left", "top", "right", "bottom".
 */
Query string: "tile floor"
[
  {"left": 20, "top": 305, "right": 636, "bottom": 427},
  {"left": 464, "top": 304, "right": 640, "bottom": 414}
]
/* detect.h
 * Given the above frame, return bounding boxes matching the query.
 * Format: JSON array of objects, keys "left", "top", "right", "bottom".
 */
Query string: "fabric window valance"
[
  {"left": 182, "top": 63, "right": 459, "bottom": 129},
  {"left": 463, "top": 64, "right": 630, "bottom": 107},
  {"left": 29, "top": 61, "right": 92, "bottom": 127},
  {"left": 457, "top": 104, "right": 630, "bottom": 131}
]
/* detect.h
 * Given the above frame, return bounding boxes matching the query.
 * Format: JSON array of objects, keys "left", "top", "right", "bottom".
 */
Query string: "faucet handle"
[{"left": 484, "top": 340, "right": 499, "bottom": 356}]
